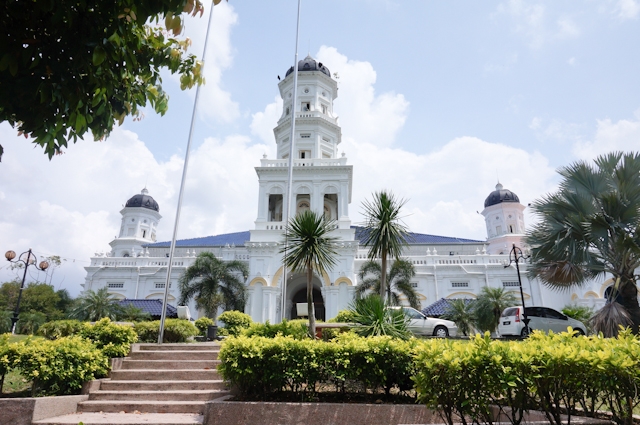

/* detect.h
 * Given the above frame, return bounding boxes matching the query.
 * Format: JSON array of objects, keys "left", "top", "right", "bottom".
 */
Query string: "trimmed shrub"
[
  {"left": 194, "top": 317, "right": 214, "bottom": 336},
  {"left": 218, "top": 310, "right": 253, "bottom": 336},
  {"left": 219, "top": 332, "right": 416, "bottom": 398},
  {"left": 329, "top": 309, "right": 356, "bottom": 323},
  {"left": 38, "top": 319, "right": 88, "bottom": 340},
  {"left": 242, "top": 319, "right": 308, "bottom": 340},
  {"left": 13, "top": 336, "right": 108, "bottom": 396},
  {"left": 0, "top": 334, "right": 19, "bottom": 393},
  {"left": 80, "top": 318, "right": 138, "bottom": 358},
  {"left": 134, "top": 319, "right": 199, "bottom": 343}
]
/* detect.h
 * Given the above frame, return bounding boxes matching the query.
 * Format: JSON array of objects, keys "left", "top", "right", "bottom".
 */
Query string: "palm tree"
[
  {"left": 178, "top": 252, "right": 248, "bottom": 320},
  {"left": 355, "top": 259, "right": 420, "bottom": 309},
  {"left": 360, "top": 191, "right": 410, "bottom": 300},
  {"left": 281, "top": 210, "right": 338, "bottom": 338},
  {"left": 117, "top": 304, "right": 152, "bottom": 322},
  {"left": 441, "top": 299, "right": 476, "bottom": 336},
  {"left": 70, "top": 287, "right": 122, "bottom": 321},
  {"left": 526, "top": 152, "right": 640, "bottom": 336},
  {"left": 473, "top": 287, "right": 517, "bottom": 334}
]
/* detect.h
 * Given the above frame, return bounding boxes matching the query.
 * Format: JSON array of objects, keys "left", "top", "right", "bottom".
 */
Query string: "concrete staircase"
[{"left": 34, "top": 342, "right": 229, "bottom": 425}]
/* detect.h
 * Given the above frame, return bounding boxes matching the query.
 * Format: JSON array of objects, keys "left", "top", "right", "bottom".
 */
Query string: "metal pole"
[
  {"left": 281, "top": 0, "right": 302, "bottom": 322},
  {"left": 158, "top": 6, "right": 216, "bottom": 344},
  {"left": 11, "top": 249, "right": 32, "bottom": 335},
  {"left": 511, "top": 244, "right": 530, "bottom": 332}
]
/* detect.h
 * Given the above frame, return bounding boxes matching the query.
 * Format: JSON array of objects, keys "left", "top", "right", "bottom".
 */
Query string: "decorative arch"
[
  {"left": 108, "top": 292, "right": 126, "bottom": 300},
  {"left": 583, "top": 291, "right": 599, "bottom": 299},
  {"left": 571, "top": 293, "right": 579, "bottom": 301},
  {"left": 446, "top": 291, "right": 477, "bottom": 299},
  {"left": 249, "top": 277, "right": 268, "bottom": 287},
  {"left": 146, "top": 293, "right": 176, "bottom": 301},
  {"left": 323, "top": 184, "right": 338, "bottom": 194},
  {"left": 334, "top": 277, "right": 353, "bottom": 286},
  {"left": 600, "top": 279, "right": 615, "bottom": 297},
  {"left": 295, "top": 184, "right": 311, "bottom": 194},
  {"left": 271, "top": 265, "right": 330, "bottom": 287},
  {"left": 268, "top": 185, "right": 284, "bottom": 195}
]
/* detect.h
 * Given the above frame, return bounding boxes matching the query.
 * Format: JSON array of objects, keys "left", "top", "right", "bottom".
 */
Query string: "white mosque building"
[{"left": 83, "top": 56, "right": 609, "bottom": 322}]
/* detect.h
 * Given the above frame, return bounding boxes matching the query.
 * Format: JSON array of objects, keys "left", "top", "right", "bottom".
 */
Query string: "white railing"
[{"left": 259, "top": 157, "right": 348, "bottom": 168}]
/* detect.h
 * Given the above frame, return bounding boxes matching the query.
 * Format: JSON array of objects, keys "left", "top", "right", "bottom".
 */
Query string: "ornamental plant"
[
  {"left": 134, "top": 319, "right": 198, "bottom": 343},
  {"left": 194, "top": 317, "right": 214, "bottom": 336},
  {"left": 80, "top": 317, "right": 138, "bottom": 358},
  {"left": 218, "top": 310, "right": 253, "bottom": 336}
]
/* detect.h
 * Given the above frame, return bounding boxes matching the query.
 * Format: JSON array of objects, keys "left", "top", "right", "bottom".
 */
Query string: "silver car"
[
  {"left": 390, "top": 306, "right": 458, "bottom": 337},
  {"left": 498, "top": 306, "right": 587, "bottom": 337}
]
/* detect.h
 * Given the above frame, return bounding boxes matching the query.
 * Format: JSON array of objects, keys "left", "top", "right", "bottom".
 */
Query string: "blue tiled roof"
[
  {"left": 146, "top": 231, "right": 251, "bottom": 248},
  {"left": 147, "top": 227, "right": 481, "bottom": 248},
  {"left": 118, "top": 299, "right": 178, "bottom": 319},
  {"left": 421, "top": 298, "right": 475, "bottom": 317}
]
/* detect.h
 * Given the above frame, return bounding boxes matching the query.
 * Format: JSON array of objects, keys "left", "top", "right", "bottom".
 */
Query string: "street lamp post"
[
  {"left": 503, "top": 243, "right": 530, "bottom": 335},
  {"left": 4, "top": 249, "right": 49, "bottom": 334}
]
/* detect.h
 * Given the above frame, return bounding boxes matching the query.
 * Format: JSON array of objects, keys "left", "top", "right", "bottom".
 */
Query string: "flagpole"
[
  {"left": 158, "top": 5, "right": 216, "bottom": 344},
  {"left": 281, "top": 0, "right": 302, "bottom": 322}
]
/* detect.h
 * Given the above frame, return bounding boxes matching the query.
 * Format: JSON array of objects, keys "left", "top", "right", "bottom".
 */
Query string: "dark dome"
[
  {"left": 484, "top": 183, "right": 520, "bottom": 208},
  {"left": 125, "top": 188, "right": 159, "bottom": 212},
  {"left": 285, "top": 55, "right": 331, "bottom": 78}
]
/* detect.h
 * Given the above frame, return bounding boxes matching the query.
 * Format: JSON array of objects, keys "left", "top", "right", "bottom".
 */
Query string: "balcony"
[{"left": 259, "top": 157, "right": 348, "bottom": 168}]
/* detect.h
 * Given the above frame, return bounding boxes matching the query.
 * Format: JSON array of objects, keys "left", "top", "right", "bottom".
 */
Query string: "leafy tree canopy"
[{"left": 0, "top": 0, "right": 224, "bottom": 161}]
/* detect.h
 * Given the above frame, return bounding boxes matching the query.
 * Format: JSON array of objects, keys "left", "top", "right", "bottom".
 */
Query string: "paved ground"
[{"left": 33, "top": 412, "right": 203, "bottom": 424}]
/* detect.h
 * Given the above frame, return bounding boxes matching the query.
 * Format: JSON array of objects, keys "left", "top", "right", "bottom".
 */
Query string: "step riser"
[
  {"left": 129, "top": 351, "right": 219, "bottom": 360},
  {"left": 120, "top": 360, "right": 220, "bottom": 370},
  {"left": 99, "top": 381, "right": 228, "bottom": 391},
  {"left": 89, "top": 391, "right": 227, "bottom": 401},
  {"left": 110, "top": 370, "right": 220, "bottom": 381},
  {"left": 78, "top": 402, "right": 204, "bottom": 414},
  {"left": 138, "top": 344, "right": 220, "bottom": 351}
]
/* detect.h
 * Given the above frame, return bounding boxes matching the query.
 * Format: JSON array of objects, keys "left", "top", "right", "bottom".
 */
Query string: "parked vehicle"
[
  {"left": 498, "top": 306, "right": 587, "bottom": 337},
  {"left": 389, "top": 306, "right": 458, "bottom": 337}
]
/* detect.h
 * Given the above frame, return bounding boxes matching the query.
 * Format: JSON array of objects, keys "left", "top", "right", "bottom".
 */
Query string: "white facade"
[{"left": 83, "top": 56, "right": 609, "bottom": 321}]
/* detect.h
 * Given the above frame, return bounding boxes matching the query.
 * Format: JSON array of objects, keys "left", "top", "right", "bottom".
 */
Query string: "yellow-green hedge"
[
  {"left": 219, "top": 329, "right": 640, "bottom": 425},
  {"left": 1, "top": 335, "right": 108, "bottom": 396},
  {"left": 219, "top": 333, "right": 416, "bottom": 398}
]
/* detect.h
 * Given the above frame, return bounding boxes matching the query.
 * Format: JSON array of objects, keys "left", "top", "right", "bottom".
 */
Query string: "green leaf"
[
  {"left": 92, "top": 46, "right": 106, "bottom": 66},
  {"left": 75, "top": 114, "right": 86, "bottom": 133}
]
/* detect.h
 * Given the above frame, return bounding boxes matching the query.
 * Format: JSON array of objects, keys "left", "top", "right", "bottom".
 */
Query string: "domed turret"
[
  {"left": 285, "top": 55, "right": 331, "bottom": 78},
  {"left": 125, "top": 188, "right": 160, "bottom": 212},
  {"left": 484, "top": 183, "right": 520, "bottom": 208}
]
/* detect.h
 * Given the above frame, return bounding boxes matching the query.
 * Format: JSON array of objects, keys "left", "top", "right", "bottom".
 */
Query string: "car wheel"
[
  {"left": 520, "top": 327, "right": 531, "bottom": 338},
  {"left": 573, "top": 328, "right": 585, "bottom": 337},
  {"left": 433, "top": 326, "right": 449, "bottom": 338}
]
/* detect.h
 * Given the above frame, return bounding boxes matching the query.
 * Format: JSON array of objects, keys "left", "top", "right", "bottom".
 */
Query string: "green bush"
[
  {"left": 242, "top": 319, "right": 308, "bottom": 340},
  {"left": 17, "top": 311, "right": 47, "bottom": 335},
  {"left": 329, "top": 309, "right": 356, "bottom": 323},
  {"left": 218, "top": 310, "right": 253, "bottom": 336},
  {"left": 350, "top": 295, "right": 411, "bottom": 339},
  {"left": 80, "top": 318, "right": 138, "bottom": 358},
  {"left": 413, "top": 330, "right": 640, "bottom": 425},
  {"left": 13, "top": 336, "right": 108, "bottom": 396},
  {"left": 134, "top": 319, "right": 199, "bottom": 343},
  {"left": 194, "top": 317, "right": 214, "bottom": 336},
  {"left": 38, "top": 319, "right": 88, "bottom": 340},
  {"left": 219, "top": 333, "right": 416, "bottom": 398},
  {"left": 0, "top": 334, "right": 19, "bottom": 393}
]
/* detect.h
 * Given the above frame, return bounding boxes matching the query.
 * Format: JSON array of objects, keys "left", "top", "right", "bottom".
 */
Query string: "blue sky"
[{"left": 2, "top": 0, "right": 640, "bottom": 294}]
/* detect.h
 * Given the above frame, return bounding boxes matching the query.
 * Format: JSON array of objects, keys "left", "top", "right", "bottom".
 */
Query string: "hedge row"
[
  {"left": 0, "top": 335, "right": 109, "bottom": 396},
  {"left": 218, "top": 333, "right": 416, "bottom": 397},
  {"left": 414, "top": 330, "right": 640, "bottom": 425},
  {"left": 219, "top": 330, "right": 640, "bottom": 425}
]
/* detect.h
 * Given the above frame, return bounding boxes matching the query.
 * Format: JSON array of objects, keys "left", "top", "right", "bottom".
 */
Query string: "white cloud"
[
  {"left": 614, "top": 0, "right": 640, "bottom": 20},
  {"left": 316, "top": 46, "right": 409, "bottom": 148},
  {"left": 572, "top": 110, "right": 640, "bottom": 159},
  {"left": 172, "top": 2, "right": 240, "bottom": 123},
  {"left": 250, "top": 96, "right": 282, "bottom": 144},
  {"left": 496, "top": 0, "right": 580, "bottom": 48},
  {"left": 529, "top": 117, "right": 542, "bottom": 130}
]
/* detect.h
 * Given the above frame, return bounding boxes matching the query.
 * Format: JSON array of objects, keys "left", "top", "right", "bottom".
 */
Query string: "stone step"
[
  {"left": 129, "top": 350, "right": 219, "bottom": 361},
  {"left": 33, "top": 412, "right": 204, "bottom": 425},
  {"left": 78, "top": 400, "right": 206, "bottom": 414},
  {"left": 120, "top": 360, "right": 220, "bottom": 370},
  {"left": 109, "top": 369, "right": 220, "bottom": 381},
  {"left": 89, "top": 389, "right": 229, "bottom": 401},
  {"left": 137, "top": 343, "right": 219, "bottom": 351},
  {"left": 99, "top": 380, "right": 228, "bottom": 391}
]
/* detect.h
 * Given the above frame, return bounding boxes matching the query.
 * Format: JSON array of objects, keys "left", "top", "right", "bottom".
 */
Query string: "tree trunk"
[
  {"left": 307, "top": 265, "right": 316, "bottom": 338},
  {"left": 619, "top": 281, "right": 640, "bottom": 335},
  {"left": 380, "top": 253, "right": 387, "bottom": 301}
]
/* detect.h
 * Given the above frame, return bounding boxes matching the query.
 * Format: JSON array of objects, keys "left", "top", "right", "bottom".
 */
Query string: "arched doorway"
[{"left": 290, "top": 286, "right": 326, "bottom": 321}]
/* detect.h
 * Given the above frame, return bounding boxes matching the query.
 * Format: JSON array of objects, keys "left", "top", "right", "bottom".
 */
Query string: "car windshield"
[{"left": 501, "top": 307, "right": 519, "bottom": 317}]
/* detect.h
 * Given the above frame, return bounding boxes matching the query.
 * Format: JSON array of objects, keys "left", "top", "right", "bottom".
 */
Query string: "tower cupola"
[
  {"left": 110, "top": 188, "right": 162, "bottom": 257},
  {"left": 480, "top": 183, "right": 526, "bottom": 254}
]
